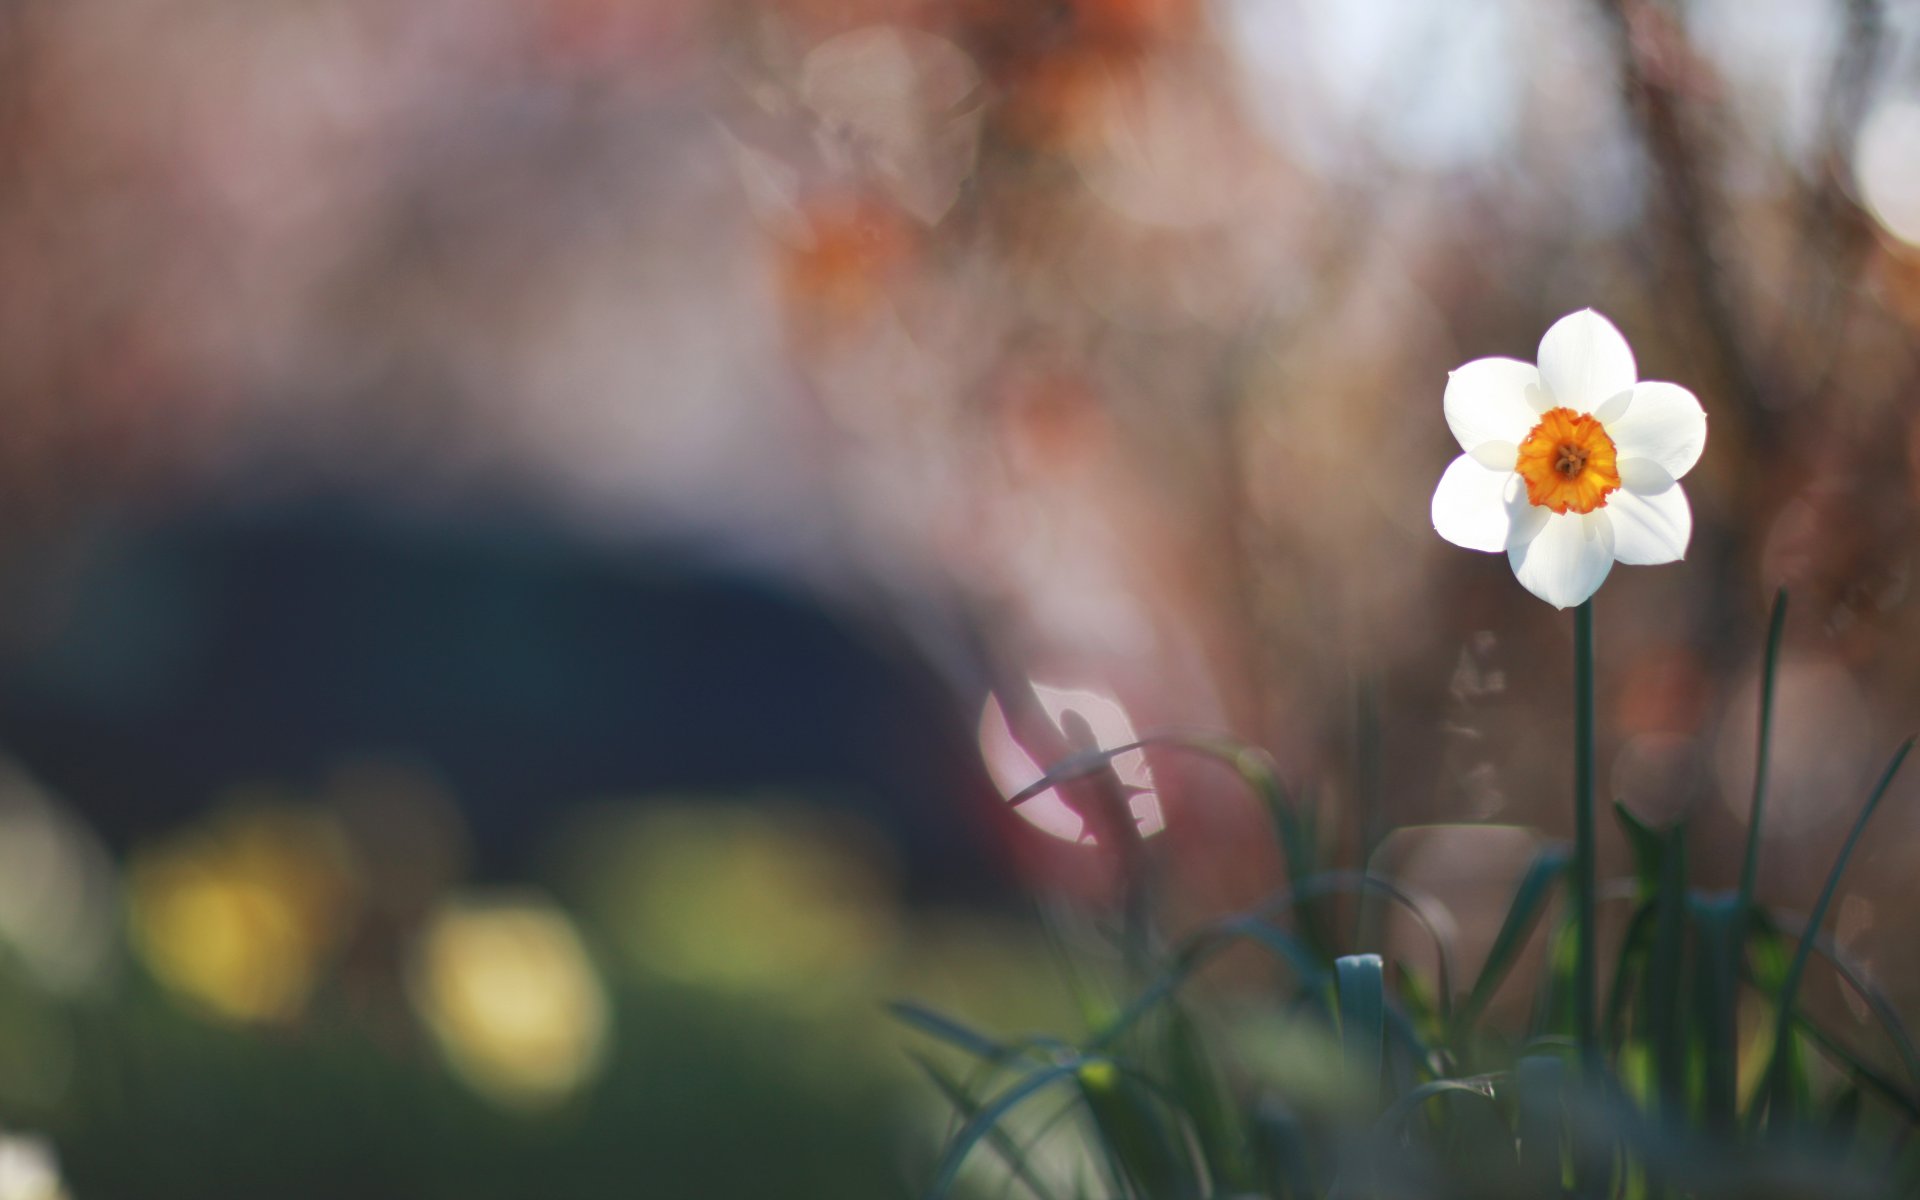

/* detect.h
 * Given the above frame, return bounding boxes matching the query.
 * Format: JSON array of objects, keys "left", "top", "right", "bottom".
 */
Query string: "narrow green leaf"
[
  {"left": 1825, "top": 1085, "right": 1863, "bottom": 1148},
  {"left": 1337, "top": 954, "right": 1386, "bottom": 1112},
  {"left": 1375, "top": 1076, "right": 1503, "bottom": 1136},
  {"left": 1457, "top": 845, "right": 1570, "bottom": 1031},
  {"left": 1533, "top": 915, "right": 1578, "bottom": 1041},
  {"left": 1746, "top": 907, "right": 1920, "bottom": 1104},
  {"left": 1352, "top": 675, "right": 1385, "bottom": 952},
  {"left": 1689, "top": 892, "right": 1742, "bottom": 1135},
  {"left": 1075, "top": 1060, "right": 1201, "bottom": 1200},
  {"left": 1647, "top": 821, "right": 1689, "bottom": 1114},
  {"left": 929, "top": 1061, "right": 1088, "bottom": 1200},
  {"left": 1091, "top": 915, "right": 1326, "bottom": 1054},
  {"left": 910, "top": 1051, "right": 1061, "bottom": 1200},
  {"left": 1252, "top": 1099, "right": 1317, "bottom": 1200},
  {"left": 1604, "top": 902, "right": 1656, "bottom": 1049},
  {"left": 1612, "top": 802, "right": 1666, "bottom": 894},
  {"left": 1161, "top": 1006, "right": 1248, "bottom": 1192},
  {"left": 998, "top": 731, "right": 1331, "bottom": 959},
  {"left": 1759, "top": 735, "right": 1915, "bottom": 1131},
  {"left": 1737, "top": 589, "right": 1789, "bottom": 924},
  {"left": 890, "top": 1000, "right": 1013, "bottom": 1061},
  {"left": 1804, "top": 924, "right": 1920, "bottom": 1091},
  {"left": 1516, "top": 1055, "right": 1569, "bottom": 1196}
]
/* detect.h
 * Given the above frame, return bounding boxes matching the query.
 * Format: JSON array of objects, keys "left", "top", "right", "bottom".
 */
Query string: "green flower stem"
[{"left": 1574, "top": 599, "right": 1598, "bottom": 1069}]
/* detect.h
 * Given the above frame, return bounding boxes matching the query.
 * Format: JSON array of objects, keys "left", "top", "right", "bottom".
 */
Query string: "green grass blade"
[
  {"left": 1337, "top": 954, "right": 1386, "bottom": 1112},
  {"left": 1252, "top": 1099, "right": 1317, "bottom": 1200},
  {"left": 1076, "top": 1061, "right": 1201, "bottom": 1200},
  {"left": 1612, "top": 801, "right": 1666, "bottom": 894},
  {"left": 1516, "top": 1055, "right": 1569, "bottom": 1196},
  {"left": 930, "top": 1061, "right": 1089, "bottom": 1200},
  {"left": 1689, "top": 892, "right": 1742, "bottom": 1135},
  {"left": 1161, "top": 1006, "right": 1249, "bottom": 1193},
  {"left": 1091, "top": 868, "right": 1452, "bottom": 1056},
  {"left": 910, "top": 1052, "right": 1062, "bottom": 1200},
  {"left": 1809, "top": 936, "right": 1920, "bottom": 1093},
  {"left": 890, "top": 1000, "right": 1014, "bottom": 1061},
  {"left": 1604, "top": 901, "right": 1656, "bottom": 1048},
  {"left": 1787, "top": 1012, "right": 1920, "bottom": 1120},
  {"left": 1090, "top": 916, "right": 1327, "bottom": 1054},
  {"left": 1254, "top": 870, "right": 1455, "bottom": 1020},
  {"left": 1647, "top": 821, "right": 1689, "bottom": 1114},
  {"left": 1456, "top": 845, "right": 1570, "bottom": 1031},
  {"left": 997, "top": 731, "right": 1331, "bottom": 958},
  {"left": 1375, "top": 1076, "right": 1502, "bottom": 1136},
  {"left": 1353, "top": 675, "right": 1385, "bottom": 950},
  {"left": 1760, "top": 909, "right": 1920, "bottom": 1092},
  {"left": 1758, "top": 735, "right": 1915, "bottom": 1132},
  {"left": 1737, "top": 589, "right": 1789, "bottom": 924}
]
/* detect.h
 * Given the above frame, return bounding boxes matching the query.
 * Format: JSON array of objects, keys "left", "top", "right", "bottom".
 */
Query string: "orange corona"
[{"left": 1515, "top": 407, "right": 1621, "bottom": 514}]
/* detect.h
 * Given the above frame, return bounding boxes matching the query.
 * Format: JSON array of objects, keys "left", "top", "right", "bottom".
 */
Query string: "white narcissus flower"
[{"left": 1431, "top": 309, "right": 1707, "bottom": 608}]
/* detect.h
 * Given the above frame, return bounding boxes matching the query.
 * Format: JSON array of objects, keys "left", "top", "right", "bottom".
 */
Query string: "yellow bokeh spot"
[
  {"left": 567, "top": 804, "right": 899, "bottom": 999},
  {"left": 127, "top": 802, "right": 358, "bottom": 1024},
  {"left": 410, "top": 894, "right": 610, "bottom": 1110}
]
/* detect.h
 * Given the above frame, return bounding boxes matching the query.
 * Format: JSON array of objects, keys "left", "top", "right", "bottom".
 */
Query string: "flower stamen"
[{"left": 1516, "top": 407, "right": 1619, "bottom": 514}]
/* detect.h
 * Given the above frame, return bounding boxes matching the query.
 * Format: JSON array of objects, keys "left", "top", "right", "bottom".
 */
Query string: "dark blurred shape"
[{"left": 0, "top": 498, "right": 1007, "bottom": 900}]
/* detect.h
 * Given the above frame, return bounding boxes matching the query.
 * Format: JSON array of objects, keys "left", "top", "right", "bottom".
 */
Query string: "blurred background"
[{"left": 0, "top": 0, "right": 1919, "bottom": 1194}]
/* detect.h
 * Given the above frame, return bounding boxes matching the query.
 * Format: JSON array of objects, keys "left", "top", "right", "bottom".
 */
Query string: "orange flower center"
[{"left": 1515, "top": 407, "right": 1620, "bottom": 515}]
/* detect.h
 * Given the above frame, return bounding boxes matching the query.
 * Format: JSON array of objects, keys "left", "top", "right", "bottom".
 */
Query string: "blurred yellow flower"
[
  {"left": 409, "top": 893, "right": 610, "bottom": 1110},
  {"left": 127, "top": 802, "right": 358, "bottom": 1024}
]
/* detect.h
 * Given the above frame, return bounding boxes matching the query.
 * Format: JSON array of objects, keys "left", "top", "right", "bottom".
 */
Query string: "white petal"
[
  {"left": 1605, "top": 381, "right": 1706, "bottom": 480},
  {"left": 1444, "top": 358, "right": 1541, "bottom": 454},
  {"left": 1607, "top": 485, "right": 1691, "bottom": 565},
  {"left": 1616, "top": 457, "right": 1675, "bottom": 494},
  {"left": 1592, "top": 388, "right": 1633, "bottom": 425},
  {"left": 1537, "top": 310, "right": 1637, "bottom": 414},
  {"left": 1508, "top": 509, "right": 1616, "bottom": 608},
  {"left": 1432, "top": 456, "right": 1521, "bottom": 552},
  {"left": 1505, "top": 493, "right": 1549, "bottom": 549},
  {"left": 1470, "top": 440, "right": 1519, "bottom": 470}
]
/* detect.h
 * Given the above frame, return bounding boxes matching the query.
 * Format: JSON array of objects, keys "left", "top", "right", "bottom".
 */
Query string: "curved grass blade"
[
  {"left": 1737, "top": 589, "right": 1789, "bottom": 924},
  {"left": 1250, "top": 870, "right": 1455, "bottom": 1022},
  {"left": 1763, "top": 909, "right": 1920, "bottom": 1091},
  {"left": 1075, "top": 1060, "right": 1203, "bottom": 1200},
  {"left": 930, "top": 1060, "right": 1091, "bottom": 1200},
  {"left": 910, "top": 1051, "right": 1062, "bottom": 1200},
  {"left": 1613, "top": 802, "right": 1666, "bottom": 894},
  {"left": 1090, "top": 915, "right": 1326, "bottom": 1055},
  {"left": 1161, "top": 1005, "right": 1249, "bottom": 1193},
  {"left": 1375, "top": 1076, "right": 1503, "bottom": 1137},
  {"left": 1757, "top": 735, "right": 1916, "bottom": 1132},
  {"left": 891, "top": 1000, "right": 1014, "bottom": 1061},
  {"left": 1001, "top": 1099, "right": 1088, "bottom": 1200},
  {"left": 1785, "top": 1009, "right": 1920, "bottom": 1122},
  {"left": 1456, "top": 844, "right": 1570, "bottom": 1032},
  {"left": 998, "top": 731, "right": 1327, "bottom": 954}
]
